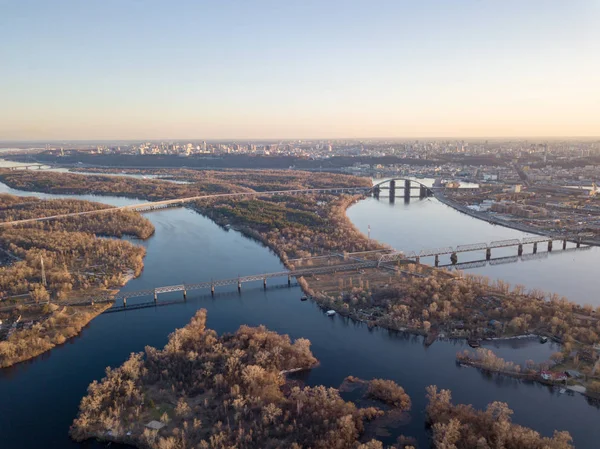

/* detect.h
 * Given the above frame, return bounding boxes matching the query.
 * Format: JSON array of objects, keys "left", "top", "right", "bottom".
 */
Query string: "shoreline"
[{"left": 0, "top": 301, "right": 113, "bottom": 369}]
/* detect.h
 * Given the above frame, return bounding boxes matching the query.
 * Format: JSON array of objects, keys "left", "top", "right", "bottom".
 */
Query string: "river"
[
  {"left": 347, "top": 177, "right": 600, "bottom": 306},
  {"left": 0, "top": 176, "right": 599, "bottom": 448}
]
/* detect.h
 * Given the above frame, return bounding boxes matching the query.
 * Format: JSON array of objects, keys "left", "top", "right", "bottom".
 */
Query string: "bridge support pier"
[
  {"left": 211, "top": 284, "right": 215, "bottom": 296},
  {"left": 404, "top": 180, "right": 411, "bottom": 201},
  {"left": 263, "top": 278, "right": 267, "bottom": 290},
  {"left": 123, "top": 297, "right": 126, "bottom": 308},
  {"left": 486, "top": 248, "right": 491, "bottom": 260},
  {"left": 548, "top": 240, "right": 553, "bottom": 252},
  {"left": 373, "top": 186, "right": 380, "bottom": 199},
  {"left": 288, "top": 274, "right": 291, "bottom": 287},
  {"left": 518, "top": 244, "right": 523, "bottom": 256},
  {"left": 450, "top": 252, "right": 458, "bottom": 265},
  {"left": 154, "top": 290, "right": 158, "bottom": 303},
  {"left": 434, "top": 254, "right": 439, "bottom": 267},
  {"left": 183, "top": 288, "right": 187, "bottom": 300},
  {"left": 420, "top": 185, "right": 427, "bottom": 199},
  {"left": 389, "top": 180, "right": 395, "bottom": 203},
  {"left": 533, "top": 242, "right": 538, "bottom": 254},
  {"left": 577, "top": 238, "right": 581, "bottom": 248},
  {"left": 415, "top": 256, "right": 420, "bottom": 264},
  {"left": 238, "top": 280, "right": 242, "bottom": 293},
  {"left": 563, "top": 240, "right": 567, "bottom": 250}
]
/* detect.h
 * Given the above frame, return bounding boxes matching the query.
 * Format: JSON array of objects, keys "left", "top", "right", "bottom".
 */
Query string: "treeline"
[
  {"left": 71, "top": 309, "right": 411, "bottom": 449},
  {"left": 426, "top": 385, "right": 573, "bottom": 448},
  {"left": 76, "top": 167, "right": 371, "bottom": 191}
]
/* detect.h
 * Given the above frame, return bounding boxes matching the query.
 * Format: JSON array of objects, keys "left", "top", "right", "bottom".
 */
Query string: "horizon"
[
  {"left": 2, "top": 135, "right": 600, "bottom": 145},
  {"left": 2, "top": 0, "right": 599, "bottom": 140}
]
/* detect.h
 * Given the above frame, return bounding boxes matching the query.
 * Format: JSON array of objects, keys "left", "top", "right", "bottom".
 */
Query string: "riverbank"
[
  {"left": 435, "top": 190, "right": 600, "bottom": 246},
  {"left": 0, "top": 302, "right": 113, "bottom": 368}
]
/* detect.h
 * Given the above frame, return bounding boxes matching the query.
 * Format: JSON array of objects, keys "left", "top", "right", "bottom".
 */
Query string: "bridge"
[
  {"left": 0, "top": 186, "right": 373, "bottom": 227},
  {"left": 438, "top": 244, "right": 592, "bottom": 270},
  {"left": 75, "top": 259, "right": 384, "bottom": 311},
  {"left": 377, "top": 235, "right": 588, "bottom": 267},
  {"left": 371, "top": 178, "right": 434, "bottom": 202},
  {"left": 3, "top": 164, "right": 50, "bottom": 170}
]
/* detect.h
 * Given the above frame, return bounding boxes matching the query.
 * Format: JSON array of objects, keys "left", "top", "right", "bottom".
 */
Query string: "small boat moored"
[
  {"left": 326, "top": 310, "right": 336, "bottom": 317},
  {"left": 540, "top": 336, "right": 548, "bottom": 344},
  {"left": 300, "top": 295, "right": 308, "bottom": 301},
  {"left": 468, "top": 339, "right": 481, "bottom": 348}
]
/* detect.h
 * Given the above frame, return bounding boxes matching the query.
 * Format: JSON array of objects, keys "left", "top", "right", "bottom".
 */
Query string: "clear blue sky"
[{"left": 1, "top": 0, "right": 599, "bottom": 140}]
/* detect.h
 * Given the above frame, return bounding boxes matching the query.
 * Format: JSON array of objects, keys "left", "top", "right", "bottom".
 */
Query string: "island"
[
  {"left": 0, "top": 194, "right": 153, "bottom": 368},
  {"left": 70, "top": 309, "right": 413, "bottom": 448}
]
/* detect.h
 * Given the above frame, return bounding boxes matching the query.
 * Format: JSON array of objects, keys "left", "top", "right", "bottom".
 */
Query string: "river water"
[{"left": 0, "top": 174, "right": 599, "bottom": 448}]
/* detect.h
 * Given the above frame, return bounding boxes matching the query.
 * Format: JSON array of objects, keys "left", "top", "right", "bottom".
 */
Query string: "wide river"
[{"left": 0, "top": 170, "right": 599, "bottom": 448}]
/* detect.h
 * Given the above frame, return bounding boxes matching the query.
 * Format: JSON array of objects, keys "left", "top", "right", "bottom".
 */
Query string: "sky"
[{"left": 1, "top": 0, "right": 599, "bottom": 140}]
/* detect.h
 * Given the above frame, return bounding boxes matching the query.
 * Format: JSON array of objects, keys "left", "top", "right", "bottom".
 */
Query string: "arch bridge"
[{"left": 371, "top": 178, "right": 434, "bottom": 202}]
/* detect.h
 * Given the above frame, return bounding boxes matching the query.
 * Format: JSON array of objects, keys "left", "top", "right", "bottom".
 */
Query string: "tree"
[{"left": 31, "top": 285, "right": 50, "bottom": 303}]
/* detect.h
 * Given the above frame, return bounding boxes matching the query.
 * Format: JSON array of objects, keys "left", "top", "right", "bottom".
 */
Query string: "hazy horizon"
[
  {"left": 2, "top": 0, "right": 599, "bottom": 140},
  {"left": 2, "top": 135, "right": 600, "bottom": 145}
]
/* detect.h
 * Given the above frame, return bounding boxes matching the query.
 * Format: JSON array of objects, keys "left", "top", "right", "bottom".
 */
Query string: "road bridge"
[
  {"left": 0, "top": 186, "right": 372, "bottom": 227},
  {"left": 3, "top": 164, "right": 50, "bottom": 170}
]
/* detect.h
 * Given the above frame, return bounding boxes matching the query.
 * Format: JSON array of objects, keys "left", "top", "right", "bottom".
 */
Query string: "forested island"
[
  {"left": 0, "top": 194, "right": 153, "bottom": 367},
  {"left": 70, "top": 309, "right": 414, "bottom": 448}
]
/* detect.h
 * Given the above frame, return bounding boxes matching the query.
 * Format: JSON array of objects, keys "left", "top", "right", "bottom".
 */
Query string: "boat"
[
  {"left": 300, "top": 295, "right": 308, "bottom": 301},
  {"left": 467, "top": 339, "right": 481, "bottom": 348},
  {"left": 326, "top": 310, "right": 336, "bottom": 317},
  {"left": 540, "top": 336, "right": 548, "bottom": 344}
]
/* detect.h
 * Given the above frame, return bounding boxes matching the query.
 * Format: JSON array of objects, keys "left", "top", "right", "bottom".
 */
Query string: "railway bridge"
[
  {"left": 377, "top": 235, "right": 587, "bottom": 267},
  {"left": 99, "top": 260, "right": 379, "bottom": 309}
]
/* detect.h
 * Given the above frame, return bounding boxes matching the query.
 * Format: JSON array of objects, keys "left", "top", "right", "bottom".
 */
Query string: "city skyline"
[{"left": 1, "top": 0, "right": 599, "bottom": 140}]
